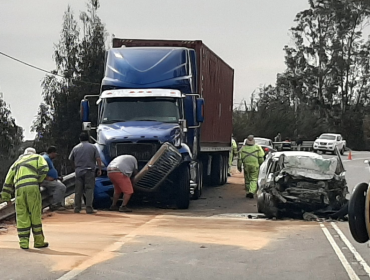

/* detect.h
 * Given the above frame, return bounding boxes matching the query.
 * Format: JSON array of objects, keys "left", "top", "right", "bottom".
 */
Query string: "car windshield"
[
  {"left": 319, "top": 135, "right": 336, "bottom": 140},
  {"left": 100, "top": 97, "right": 181, "bottom": 124},
  {"left": 255, "top": 139, "right": 270, "bottom": 146}
]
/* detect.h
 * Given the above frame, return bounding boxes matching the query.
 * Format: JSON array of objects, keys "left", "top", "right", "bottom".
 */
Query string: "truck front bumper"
[{"left": 133, "top": 143, "right": 182, "bottom": 192}]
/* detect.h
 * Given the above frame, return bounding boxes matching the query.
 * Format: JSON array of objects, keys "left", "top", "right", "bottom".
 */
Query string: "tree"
[
  {"left": 233, "top": 0, "right": 370, "bottom": 149},
  {"left": 32, "top": 1, "right": 107, "bottom": 173},
  {"left": 0, "top": 98, "right": 23, "bottom": 187}
]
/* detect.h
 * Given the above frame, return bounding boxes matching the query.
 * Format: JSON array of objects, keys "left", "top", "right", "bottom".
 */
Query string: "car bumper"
[{"left": 313, "top": 146, "right": 335, "bottom": 151}]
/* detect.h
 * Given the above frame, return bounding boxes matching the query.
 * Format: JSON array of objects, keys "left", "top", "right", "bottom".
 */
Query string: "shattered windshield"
[
  {"left": 274, "top": 154, "right": 340, "bottom": 180},
  {"left": 100, "top": 97, "right": 180, "bottom": 124},
  {"left": 319, "top": 135, "right": 336, "bottom": 140}
]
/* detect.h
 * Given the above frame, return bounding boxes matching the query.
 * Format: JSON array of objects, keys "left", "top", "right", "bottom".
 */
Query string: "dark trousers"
[{"left": 74, "top": 170, "right": 95, "bottom": 212}]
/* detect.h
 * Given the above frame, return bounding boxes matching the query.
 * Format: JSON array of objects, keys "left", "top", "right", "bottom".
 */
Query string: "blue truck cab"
[{"left": 81, "top": 39, "right": 234, "bottom": 209}]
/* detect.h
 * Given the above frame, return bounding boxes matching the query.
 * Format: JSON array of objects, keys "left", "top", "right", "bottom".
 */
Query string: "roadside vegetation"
[{"left": 233, "top": 0, "right": 370, "bottom": 150}]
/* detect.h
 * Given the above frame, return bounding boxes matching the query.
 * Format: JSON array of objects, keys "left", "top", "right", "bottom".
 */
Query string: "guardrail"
[{"left": 0, "top": 173, "right": 76, "bottom": 222}]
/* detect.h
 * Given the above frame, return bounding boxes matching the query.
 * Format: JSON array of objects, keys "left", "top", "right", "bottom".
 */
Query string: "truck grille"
[
  {"left": 134, "top": 143, "right": 182, "bottom": 190},
  {"left": 320, "top": 142, "right": 327, "bottom": 146},
  {"left": 112, "top": 142, "right": 159, "bottom": 161}
]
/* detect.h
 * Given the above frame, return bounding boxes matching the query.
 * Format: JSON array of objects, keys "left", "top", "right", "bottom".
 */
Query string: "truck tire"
[
  {"left": 192, "top": 162, "right": 203, "bottom": 200},
  {"left": 174, "top": 163, "right": 191, "bottom": 209},
  {"left": 348, "top": 183, "right": 369, "bottom": 243},
  {"left": 220, "top": 154, "right": 228, "bottom": 185},
  {"left": 211, "top": 154, "right": 222, "bottom": 186},
  {"left": 340, "top": 148, "right": 344, "bottom": 155}
]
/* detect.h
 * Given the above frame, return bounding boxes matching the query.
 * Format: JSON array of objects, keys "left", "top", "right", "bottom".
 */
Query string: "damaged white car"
[{"left": 257, "top": 151, "right": 348, "bottom": 219}]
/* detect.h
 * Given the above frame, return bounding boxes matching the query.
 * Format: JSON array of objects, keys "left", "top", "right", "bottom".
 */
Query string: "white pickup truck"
[{"left": 313, "top": 133, "right": 346, "bottom": 155}]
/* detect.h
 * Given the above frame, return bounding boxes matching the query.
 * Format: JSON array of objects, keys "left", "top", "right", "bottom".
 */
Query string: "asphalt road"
[{"left": 1, "top": 151, "right": 370, "bottom": 280}]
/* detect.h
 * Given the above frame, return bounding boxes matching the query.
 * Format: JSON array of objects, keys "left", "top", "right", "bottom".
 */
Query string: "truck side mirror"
[
  {"left": 82, "top": 122, "right": 92, "bottom": 131},
  {"left": 80, "top": 99, "right": 90, "bottom": 122},
  {"left": 196, "top": 98, "right": 205, "bottom": 123}
]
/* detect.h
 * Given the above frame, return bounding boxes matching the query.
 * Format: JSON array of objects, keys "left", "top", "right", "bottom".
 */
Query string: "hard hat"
[{"left": 24, "top": 147, "right": 36, "bottom": 155}]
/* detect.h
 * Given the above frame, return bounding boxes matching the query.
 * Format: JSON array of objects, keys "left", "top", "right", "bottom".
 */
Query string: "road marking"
[
  {"left": 331, "top": 222, "right": 370, "bottom": 277},
  {"left": 320, "top": 223, "right": 360, "bottom": 280},
  {"left": 56, "top": 215, "right": 159, "bottom": 280}
]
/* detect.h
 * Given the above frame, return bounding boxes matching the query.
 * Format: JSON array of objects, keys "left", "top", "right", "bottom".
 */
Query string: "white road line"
[
  {"left": 320, "top": 223, "right": 360, "bottom": 280},
  {"left": 343, "top": 157, "right": 369, "bottom": 162},
  {"left": 56, "top": 215, "right": 159, "bottom": 280},
  {"left": 331, "top": 222, "right": 370, "bottom": 277}
]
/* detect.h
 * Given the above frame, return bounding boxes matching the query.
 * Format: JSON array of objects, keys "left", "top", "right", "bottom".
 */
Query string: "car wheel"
[
  {"left": 340, "top": 148, "right": 344, "bottom": 155},
  {"left": 348, "top": 183, "right": 369, "bottom": 243}
]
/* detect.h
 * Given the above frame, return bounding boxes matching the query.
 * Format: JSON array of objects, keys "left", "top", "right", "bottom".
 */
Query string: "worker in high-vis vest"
[
  {"left": 1, "top": 148, "right": 49, "bottom": 249},
  {"left": 237, "top": 135, "right": 265, "bottom": 199},
  {"left": 228, "top": 137, "right": 238, "bottom": 176}
]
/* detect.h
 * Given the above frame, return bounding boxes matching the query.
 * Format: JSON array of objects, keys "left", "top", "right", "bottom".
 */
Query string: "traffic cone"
[{"left": 348, "top": 150, "right": 352, "bottom": 160}]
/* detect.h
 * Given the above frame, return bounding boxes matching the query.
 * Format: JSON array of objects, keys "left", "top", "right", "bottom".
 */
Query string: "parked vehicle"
[
  {"left": 257, "top": 150, "right": 348, "bottom": 219},
  {"left": 313, "top": 133, "right": 346, "bottom": 155},
  {"left": 243, "top": 137, "right": 276, "bottom": 158},
  {"left": 80, "top": 39, "right": 234, "bottom": 209},
  {"left": 348, "top": 160, "right": 370, "bottom": 243}
]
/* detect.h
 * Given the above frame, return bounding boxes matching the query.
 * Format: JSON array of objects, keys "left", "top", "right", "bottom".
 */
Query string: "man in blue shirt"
[{"left": 41, "top": 146, "right": 67, "bottom": 211}]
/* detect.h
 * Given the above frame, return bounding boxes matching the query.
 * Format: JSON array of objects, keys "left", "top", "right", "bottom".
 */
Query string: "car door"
[{"left": 337, "top": 136, "right": 343, "bottom": 149}]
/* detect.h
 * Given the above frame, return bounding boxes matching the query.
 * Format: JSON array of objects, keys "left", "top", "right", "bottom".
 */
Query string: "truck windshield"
[
  {"left": 319, "top": 135, "right": 336, "bottom": 140},
  {"left": 100, "top": 97, "right": 181, "bottom": 124}
]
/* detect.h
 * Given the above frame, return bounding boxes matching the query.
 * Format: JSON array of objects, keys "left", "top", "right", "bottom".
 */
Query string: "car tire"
[
  {"left": 340, "top": 148, "right": 344, "bottom": 155},
  {"left": 174, "top": 163, "right": 191, "bottom": 209},
  {"left": 348, "top": 182, "right": 369, "bottom": 243}
]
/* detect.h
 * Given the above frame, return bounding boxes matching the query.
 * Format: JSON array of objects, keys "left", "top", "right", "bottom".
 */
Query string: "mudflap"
[{"left": 93, "top": 176, "right": 114, "bottom": 209}]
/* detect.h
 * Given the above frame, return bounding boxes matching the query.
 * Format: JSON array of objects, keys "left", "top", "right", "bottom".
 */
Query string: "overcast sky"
[{"left": 0, "top": 0, "right": 309, "bottom": 139}]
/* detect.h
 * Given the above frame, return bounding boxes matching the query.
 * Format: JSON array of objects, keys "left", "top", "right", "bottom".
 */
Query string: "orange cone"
[{"left": 348, "top": 150, "right": 352, "bottom": 160}]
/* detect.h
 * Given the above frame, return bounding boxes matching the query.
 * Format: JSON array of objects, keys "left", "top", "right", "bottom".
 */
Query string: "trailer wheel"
[
  {"left": 192, "top": 162, "right": 203, "bottom": 200},
  {"left": 174, "top": 163, "right": 190, "bottom": 209},
  {"left": 348, "top": 183, "right": 369, "bottom": 243},
  {"left": 219, "top": 155, "right": 227, "bottom": 185},
  {"left": 211, "top": 155, "right": 222, "bottom": 186}
]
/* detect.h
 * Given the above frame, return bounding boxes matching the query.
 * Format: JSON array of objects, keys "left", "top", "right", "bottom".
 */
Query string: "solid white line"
[
  {"left": 331, "top": 222, "right": 370, "bottom": 277},
  {"left": 320, "top": 223, "right": 360, "bottom": 280},
  {"left": 342, "top": 157, "right": 369, "bottom": 162},
  {"left": 56, "top": 215, "right": 159, "bottom": 280}
]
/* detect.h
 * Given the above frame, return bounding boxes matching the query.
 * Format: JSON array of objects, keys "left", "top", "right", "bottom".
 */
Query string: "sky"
[{"left": 0, "top": 0, "right": 309, "bottom": 139}]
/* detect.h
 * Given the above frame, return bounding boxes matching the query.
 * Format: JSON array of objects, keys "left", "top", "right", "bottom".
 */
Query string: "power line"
[{"left": 0, "top": 51, "right": 100, "bottom": 86}]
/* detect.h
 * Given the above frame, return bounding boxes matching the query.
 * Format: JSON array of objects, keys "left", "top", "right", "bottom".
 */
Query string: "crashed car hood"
[{"left": 275, "top": 155, "right": 339, "bottom": 181}]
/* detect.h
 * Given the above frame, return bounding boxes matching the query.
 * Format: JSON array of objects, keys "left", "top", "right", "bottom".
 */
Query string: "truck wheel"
[
  {"left": 220, "top": 155, "right": 228, "bottom": 185},
  {"left": 211, "top": 155, "right": 222, "bottom": 186},
  {"left": 192, "top": 162, "right": 203, "bottom": 200},
  {"left": 340, "top": 148, "right": 344, "bottom": 155},
  {"left": 348, "top": 183, "right": 369, "bottom": 243},
  {"left": 174, "top": 163, "right": 190, "bottom": 209}
]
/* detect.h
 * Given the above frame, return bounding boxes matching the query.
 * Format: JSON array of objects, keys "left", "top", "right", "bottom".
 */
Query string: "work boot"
[
  {"left": 119, "top": 206, "right": 132, "bottom": 213},
  {"left": 246, "top": 193, "right": 254, "bottom": 199},
  {"left": 74, "top": 209, "right": 81, "bottom": 213},
  {"left": 34, "top": 242, "right": 49, "bottom": 249},
  {"left": 50, "top": 204, "right": 66, "bottom": 211},
  {"left": 109, "top": 205, "right": 119, "bottom": 211},
  {"left": 86, "top": 209, "right": 97, "bottom": 214}
]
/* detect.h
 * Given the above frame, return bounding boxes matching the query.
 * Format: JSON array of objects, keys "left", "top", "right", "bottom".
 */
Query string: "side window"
[{"left": 337, "top": 136, "right": 341, "bottom": 141}]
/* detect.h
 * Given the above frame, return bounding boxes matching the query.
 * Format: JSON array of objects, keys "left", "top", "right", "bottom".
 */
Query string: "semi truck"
[{"left": 81, "top": 39, "right": 234, "bottom": 209}]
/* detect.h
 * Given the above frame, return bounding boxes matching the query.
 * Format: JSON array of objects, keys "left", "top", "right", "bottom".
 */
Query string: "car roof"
[
  {"left": 320, "top": 133, "right": 340, "bottom": 136},
  {"left": 271, "top": 151, "right": 324, "bottom": 159}
]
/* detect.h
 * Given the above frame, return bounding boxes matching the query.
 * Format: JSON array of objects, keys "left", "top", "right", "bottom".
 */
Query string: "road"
[{"left": 1, "top": 151, "right": 370, "bottom": 280}]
